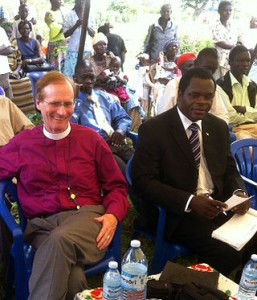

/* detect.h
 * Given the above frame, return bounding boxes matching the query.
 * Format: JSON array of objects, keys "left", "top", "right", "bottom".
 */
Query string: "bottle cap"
[
  {"left": 108, "top": 261, "right": 118, "bottom": 269},
  {"left": 251, "top": 254, "right": 257, "bottom": 261},
  {"left": 131, "top": 240, "right": 141, "bottom": 248}
]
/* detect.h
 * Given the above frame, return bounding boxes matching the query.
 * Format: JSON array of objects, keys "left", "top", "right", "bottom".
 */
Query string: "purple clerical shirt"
[{"left": 0, "top": 123, "right": 130, "bottom": 221}]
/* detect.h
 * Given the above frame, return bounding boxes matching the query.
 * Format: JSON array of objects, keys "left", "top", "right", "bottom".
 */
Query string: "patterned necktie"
[{"left": 189, "top": 123, "right": 200, "bottom": 169}]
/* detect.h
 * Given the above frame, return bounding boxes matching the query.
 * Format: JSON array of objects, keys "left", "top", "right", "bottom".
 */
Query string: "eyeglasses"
[{"left": 43, "top": 100, "right": 75, "bottom": 109}]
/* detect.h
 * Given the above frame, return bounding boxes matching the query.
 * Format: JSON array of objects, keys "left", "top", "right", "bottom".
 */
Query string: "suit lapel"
[
  {"left": 202, "top": 116, "right": 215, "bottom": 172},
  {"left": 168, "top": 108, "right": 198, "bottom": 169}
]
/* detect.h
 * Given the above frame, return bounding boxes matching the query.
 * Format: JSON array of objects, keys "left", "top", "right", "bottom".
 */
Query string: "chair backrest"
[
  {"left": 125, "top": 156, "right": 191, "bottom": 274},
  {"left": 0, "top": 86, "right": 5, "bottom": 96},
  {"left": 231, "top": 138, "right": 257, "bottom": 209},
  {"left": 0, "top": 179, "right": 122, "bottom": 300}
]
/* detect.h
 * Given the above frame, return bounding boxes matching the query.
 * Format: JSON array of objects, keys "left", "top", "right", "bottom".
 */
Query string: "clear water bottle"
[
  {"left": 121, "top": 240, "right": 148, "bottom": 300},
  {"left": 237, "top": 254, "right": 257, "bottom": 300},
  {"left": 103, "top": 261, "right": 121, "bottom": 300}
]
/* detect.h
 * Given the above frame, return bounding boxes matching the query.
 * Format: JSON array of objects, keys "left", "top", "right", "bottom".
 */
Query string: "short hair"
[
  {"left": 74, "top": 59, "right": 94, "bottom": 76},
  {"left": 18, "top": 19, "right": 32, "bottom": 32},
  {"left": 178, "top": 67, "right": 216, "bottom": 94},
  {"left": 110, "top": 56, "right": 121, "bottom": 65},
  {"left": 161, "top": 3, "right": 171, "bottom": 11},
  {"left": 229, "top": 45, "right": 249, "bottom": 62},
  {"left": 196, "top": 47, "right": 218, "bottom": 61},
  {"left": 36, "top": 71, "right": 76, "bottom": 101},
  {"left": 218, "top": 1, "right": 232, "bottom": 13}
]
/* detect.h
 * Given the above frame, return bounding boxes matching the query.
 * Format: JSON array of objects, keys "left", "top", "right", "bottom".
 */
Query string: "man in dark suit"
[{"left": 132, "top": 67, "right": 256, "bottom": 277}]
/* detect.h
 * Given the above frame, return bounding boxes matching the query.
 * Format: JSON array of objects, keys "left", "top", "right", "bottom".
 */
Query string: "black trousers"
[{"left": 171, "top": 211, "right": 257, "bottom": 277}]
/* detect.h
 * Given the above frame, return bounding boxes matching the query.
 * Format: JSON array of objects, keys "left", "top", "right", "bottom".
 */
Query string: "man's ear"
[
  {"left": 177, "top": 90, "right": 183, "bottom": 104},
  {"left": 35, "top": 99, "right": 41, "bottom": 111}
]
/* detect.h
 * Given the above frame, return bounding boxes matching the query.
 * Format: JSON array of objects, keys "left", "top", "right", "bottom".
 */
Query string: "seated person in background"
[
  {"left": 88, "top": 32, "right": 115, "bottom": 76},
  {"left": 89, "top": 33, "right": 143, "bottom": 131},
  {"left": 149, "top": 38, "right": 181, "bottom": 111},
  {"left": 17, "top": 20, "right": 45, "bottom": 73},
  {"left": 150, "top": 38, "right": 181, "bottom": 85},
  {"left": 72, "top": 60, "right": 134, "bottom": 175},
  {"left": 12, "top": 4, "right": 36, "bottom": 40},
  {"left": 156, "top": 49, "right": 229, "bottom": 124},
  {"left": 98, "top": 22, "right": 127, "bottom": 70},
  {"left": 217, "top": 45, "right": 257, "bottom": 139},
  {"left": 0, "top": 71, "right": 130, "bottom": 299},
  {"left": 132, "top": 67, "right": 257, "bottom": 278},
  {"left": 0, "top": 95, "right": 34, "bottom": 146},
  {"left": 100, "top": 56, "right": 130, "bottom": 110}
]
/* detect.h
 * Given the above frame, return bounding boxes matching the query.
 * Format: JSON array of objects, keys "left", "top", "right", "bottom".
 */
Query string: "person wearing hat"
[
  {"left": 88, "top": 32, "right": 115, "bottom": 76},
  {"left": 62, "top": 0, "right": 96, "bottom": 78},
  {"left": 98, "top": 23, "right": 127, "bottom": 71}
]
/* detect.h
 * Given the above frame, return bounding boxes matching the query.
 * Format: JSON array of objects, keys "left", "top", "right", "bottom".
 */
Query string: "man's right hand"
[{"left": 189, "top": 195, "right": 228, "bottom": 219}]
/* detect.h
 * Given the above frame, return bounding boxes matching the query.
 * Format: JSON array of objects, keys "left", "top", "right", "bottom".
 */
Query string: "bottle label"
[
  {"left": 240, "top": 272, "right": 257, "bottom": 292},
  {"left": 121, "top": 270, "right": 147, "bottom": 291},
  {"left": 104, "top": 285, "right": 121, "bottom": 299}
]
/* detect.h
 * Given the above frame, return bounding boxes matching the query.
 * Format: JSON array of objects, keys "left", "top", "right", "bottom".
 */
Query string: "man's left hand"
[
  {"left": 110, "top": 131, "right": 125, "bottom": 147},
  {"left": 231, "top": 191, "right": 250, "bottom": 215},
  {"left": 95, "top": 213, "right": 118, "bottom": 250}
]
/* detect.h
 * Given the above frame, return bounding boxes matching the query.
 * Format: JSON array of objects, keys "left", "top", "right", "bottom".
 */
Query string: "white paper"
[
  {"left": 212, "top": 208, "right": 257, "bottom": 250},
  {"left": 224, "top": 195, "right": 254, "bottom": 211}
]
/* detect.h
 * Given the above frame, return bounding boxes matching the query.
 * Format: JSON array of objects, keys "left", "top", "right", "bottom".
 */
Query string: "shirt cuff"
[{"left": 185, "top": 194, "right": 194, "bottom": 212}]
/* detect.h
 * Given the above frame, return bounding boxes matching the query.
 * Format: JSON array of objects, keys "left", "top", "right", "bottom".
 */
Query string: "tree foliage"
[{"left": 181, "top": 0, "right": 213, "bottom": 19}]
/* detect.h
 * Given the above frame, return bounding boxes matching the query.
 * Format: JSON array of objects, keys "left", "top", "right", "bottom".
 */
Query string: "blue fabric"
[
  {"left": 71, "top": 89, "right": 132, "bottom": 140},
  {"left": 62, "top": 50, "right": 91, "bottom": 78},
  {"left": 17, "top": 38, "right": 38, "bottom": 60}
]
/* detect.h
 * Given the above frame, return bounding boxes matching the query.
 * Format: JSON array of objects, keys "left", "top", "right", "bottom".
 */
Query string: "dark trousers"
[{"left": 171, "top": 211, "right": 257, "bottom": 277}]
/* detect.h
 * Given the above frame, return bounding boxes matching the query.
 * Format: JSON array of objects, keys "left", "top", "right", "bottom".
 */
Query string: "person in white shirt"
[
  {"left": 62, "top": 0, "right": 96, "bottom": 78},
  {"left": 212, "top": 1, "right": 242, "bottom": 78},
  {"left": 217, "top": 45, "right": 257, "bottom": 139},
  {"left": 156, "top": 48, "right": 229, "bottom": 124},
  {"left": 0, "top": 26, "right": 13, "bottom": 98}
]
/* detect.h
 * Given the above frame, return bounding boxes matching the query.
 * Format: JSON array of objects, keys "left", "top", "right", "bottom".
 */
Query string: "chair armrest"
[
  {"left": 241, "top": 175, "right": 257, "bottom": 188},
  {"left": 155, "top": 206, "right": 167, "bottom": 245},
  {"left": 0, "top": 180, "right": 22, "bottom": 237},
  {"left": 126, "top": 130, "right": 138, "bottom": 148}
]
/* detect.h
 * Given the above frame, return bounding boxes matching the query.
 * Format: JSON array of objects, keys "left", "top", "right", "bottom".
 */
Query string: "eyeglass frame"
[{"left": 43, "top": 100, "right": 75, "bottom": 109}]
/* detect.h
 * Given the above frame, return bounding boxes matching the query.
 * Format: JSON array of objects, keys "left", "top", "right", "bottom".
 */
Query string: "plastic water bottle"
[
  {"left": 237, "top": 254, "right": 257, "bottom": 300},
  {"left": 121, "top": 240, "right": 148, "bottom": 300},
  {"left": 103, "top": 261, "right": 121, "bottom": 300}
]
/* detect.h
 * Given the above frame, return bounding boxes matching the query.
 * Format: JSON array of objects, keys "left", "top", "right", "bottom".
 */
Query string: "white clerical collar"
[{"left": 43, "top": 123, "right": 71, "bottom": 140}]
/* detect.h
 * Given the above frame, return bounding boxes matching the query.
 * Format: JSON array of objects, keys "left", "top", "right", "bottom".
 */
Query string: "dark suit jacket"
[{"left": 132, "top": 106, "right": 245, "bottom": 237}]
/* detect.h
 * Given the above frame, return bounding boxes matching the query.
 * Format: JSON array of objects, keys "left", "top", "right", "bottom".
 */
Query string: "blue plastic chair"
[
  {"left": 0, "top": 179, "right": 122, "bottom": 300},
  {"left": 0, "top": 86, "right": 5, "bottom": 96},
  {"left": 231, "top": 138, "right": 257, "bottom": 209},
  {"left": 125, "top": 156, "right": 192, "bottom": 274},
  {"left": 126, "top": 130, "right": 138, "bottom": 148},
  {"left": 27, "top": 72, "right": 47, "bottom": 105}
]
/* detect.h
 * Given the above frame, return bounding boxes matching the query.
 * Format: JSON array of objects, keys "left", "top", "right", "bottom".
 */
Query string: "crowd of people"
[{"left": 1, "top": 0, "right": 257, "bottom": 299}]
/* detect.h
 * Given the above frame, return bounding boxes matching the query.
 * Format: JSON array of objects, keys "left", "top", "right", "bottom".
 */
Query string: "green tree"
[{"left": 181, "top": 0, "right": 213, "bottom": 19}]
